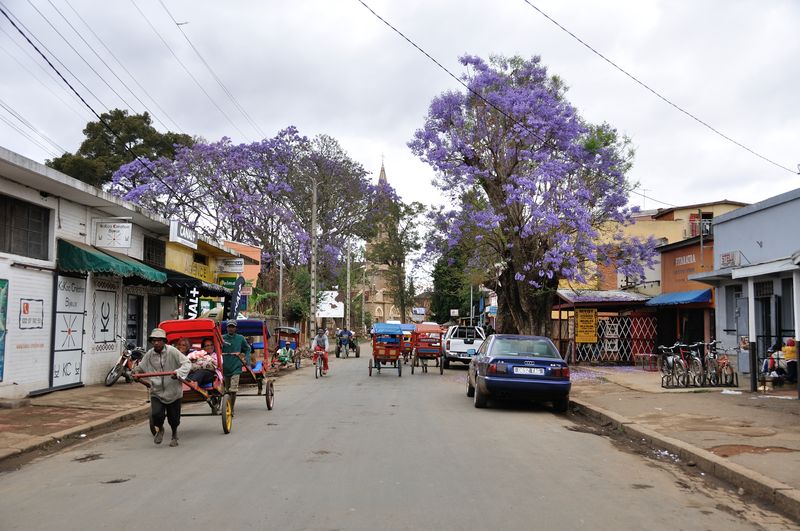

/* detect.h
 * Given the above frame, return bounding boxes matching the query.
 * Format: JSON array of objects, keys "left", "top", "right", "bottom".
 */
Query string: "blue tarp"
[
  {"left": 400, "top": 324, "right": 416, "bottom": 332},
  {"left": 372, "top": 322, "right": 403, "bottom": 335},
  {"left": 645, "top": 289, "right": 712, "bottom": 306}
]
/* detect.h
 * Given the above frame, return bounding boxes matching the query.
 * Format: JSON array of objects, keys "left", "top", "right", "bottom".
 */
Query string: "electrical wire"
[
  {"left": 157, "top": 0, "right": 264, "bottom": 138},
  {"left": 129, "top": 0, "right": 249, "bottom": 140},
  {"left": 25, "top": 0, "right": 138, "bottom": 113},
  {"left": 518, "top": 0, "right": 798, "bottom": 176},
  {"left": 0, "top": 3, "right": 208, "bottom": 220},
  {"left": 354, "top": 0, "right": 675, "bottom": 207},
  {"left": 62, "top": 0, "right": 185, "bottom": 134},
  {"left": 0, "top": 97, "right": 67, "bottom": 153},
  {"left": 43, "top": 0, "right": 173, "bottom": 132},
  {"left": 0, "top": 111, "right": 59, "bottom": 158}
]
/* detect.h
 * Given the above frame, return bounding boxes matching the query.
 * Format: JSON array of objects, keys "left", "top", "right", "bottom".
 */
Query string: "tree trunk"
[{"left": 496, "top": 267, "right": 554, "bottom": 336}]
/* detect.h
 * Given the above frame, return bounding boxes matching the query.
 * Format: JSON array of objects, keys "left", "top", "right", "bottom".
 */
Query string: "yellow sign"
[{"left": 575, "top": 308, "right": 597, "bottom": 343}]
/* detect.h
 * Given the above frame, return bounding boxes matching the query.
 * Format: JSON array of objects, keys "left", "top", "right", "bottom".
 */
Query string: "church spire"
[{"left": 378, "top": 157, "right": 387, "bottom": 185}]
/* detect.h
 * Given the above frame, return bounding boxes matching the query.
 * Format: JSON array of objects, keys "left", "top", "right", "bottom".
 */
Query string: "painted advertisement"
[
  {"left": 19, "top": 298, "right": 44, "bottom": 329},
  {"left": 53, "top": 276, "right": 86, "bottom": 387},
  {"left": 0, "top": 279, "right": 7, "bottom": 382},
  {"left": 93, "top": 289, "right": 117, "bottom": 345}
]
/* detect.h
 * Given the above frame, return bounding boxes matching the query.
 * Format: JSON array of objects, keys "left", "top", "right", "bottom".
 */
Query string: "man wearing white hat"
[{"left": 134, "top": 328, "right": 191, "bottom": 447}]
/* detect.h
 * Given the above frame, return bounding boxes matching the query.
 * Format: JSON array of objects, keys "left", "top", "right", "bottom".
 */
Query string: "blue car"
[{"left": 467, "top": 334, "right": 571, "bottom": 412}]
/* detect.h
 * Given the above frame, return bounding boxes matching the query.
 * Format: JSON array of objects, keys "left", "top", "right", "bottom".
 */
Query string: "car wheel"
[
  {"left": 466, "top": 373, "right": 475, "bottom": 397},
  {"left": 473, "top": 380, "right": 487, "bottom": 408},
  {"left": 442, "top": 357, "right": 450, "bottom": 370},
  {"left": 552, "top": 396, "right": 569, "bottom": 413}
]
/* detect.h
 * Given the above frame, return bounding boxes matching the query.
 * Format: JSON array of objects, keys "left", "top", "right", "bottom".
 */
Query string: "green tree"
[
  {"left": 430, "top": 246, "right": 467, "bottom": 323},
  {"left": 366, "top": 200, "right": 424, "bottom": 323},
  {"left": 47, "top": 109, "right": 194, "bottom": 187}
]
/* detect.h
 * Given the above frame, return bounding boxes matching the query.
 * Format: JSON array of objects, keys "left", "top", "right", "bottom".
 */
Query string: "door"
[
  {"left": 735, "top": 294, "right": 750, "bottom": 373},
  {"left": 146, "top": 295, "right": 160, "bottom": 342},
  {"left": 126, "top": 294, "right": 144, "bottom": 346},
  {"left": 52, "top": 275, "right": 87, "bottom": 388}
]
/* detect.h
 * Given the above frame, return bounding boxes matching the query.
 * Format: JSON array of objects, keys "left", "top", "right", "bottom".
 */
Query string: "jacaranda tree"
[{"left": 409, "top": 55, "right": 655, "bottom": 335}]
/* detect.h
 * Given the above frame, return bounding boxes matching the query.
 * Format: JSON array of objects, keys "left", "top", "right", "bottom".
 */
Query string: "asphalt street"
[{"left": 0, "top": 347, "right": 793, "bottom": 530}]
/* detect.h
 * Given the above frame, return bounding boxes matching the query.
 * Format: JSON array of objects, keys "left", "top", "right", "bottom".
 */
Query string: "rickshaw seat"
[
  {"left": 252, "top": 361, "right": 263, "bottom": 372},
  {"left": 252, "top": 341, "right": 264, "bottom": 350},
  {"left": 199, "top": 381, "right": 215, "bottom": 389},
  {"left": 278, "top": 340, "right": 286, "bottom": 348},
  {"left": 290, "top": 341, "right": 297, "bottom": 349}
]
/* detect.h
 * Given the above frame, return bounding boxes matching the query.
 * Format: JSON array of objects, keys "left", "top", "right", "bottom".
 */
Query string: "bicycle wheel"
[
  {"left": 721, "top": 364, "right": 735, "bottom": 386},
  {"left": 689, "top": 357, "right": 704, "bottom": 386},
  {"left": 674, "top": 360, "right": 689, "bottom": 387}
]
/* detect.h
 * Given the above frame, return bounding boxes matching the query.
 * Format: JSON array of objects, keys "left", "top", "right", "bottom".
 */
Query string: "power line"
[
  {"left": 0, "top": 3, "right": 207, "bottom": 220},
  {"left": 62, "top": 0, "right": 185, "bottom": 134},
  {"left": 519, "top": 0, "right": 798, "bottom": 176},
  {"left": 129, "top": 0, "right": 250, "bottom": 140},
  {"left": 0, "top": 112, "right": 58, "bottom": 157},
  {"left": 25, "top": 0, "right": 138, "bottom": 113},
  {"left": 0, "top": 1, "right": 111, "bottom": 113},
  {"left": 157, "top": 0, "right": 264, "bottom": 138},
  {"left": 354, "top": 0, "right": 675, "bottom": 208},
  {"left": 0, "top": 97, "right": 67, "bottom": 153},
  {"left": 43, "top": 0, "right": 172, "bottom": 132},
  {"left": 0, "top": 36, "right": 89, "bottom": 121}
]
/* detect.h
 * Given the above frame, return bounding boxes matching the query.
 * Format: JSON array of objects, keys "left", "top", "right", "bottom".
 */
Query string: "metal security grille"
[
  {"left": 754, "top": 280, "right": 774, "bottom": 298},
  {"left": 143, "top": 236, "right": 165, "bottom": 267},
  {"left": 572, "top": 314, "right": 657, "bottom": 363}
]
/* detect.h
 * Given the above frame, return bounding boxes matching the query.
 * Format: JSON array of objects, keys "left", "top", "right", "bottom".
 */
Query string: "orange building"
[{"left": 646, "top": 236, "right": 716, "bottom": 345}]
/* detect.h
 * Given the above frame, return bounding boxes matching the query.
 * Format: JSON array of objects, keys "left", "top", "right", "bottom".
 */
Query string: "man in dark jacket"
[{"left": 222, "top": 321, "right": 251, "bottom": 416}]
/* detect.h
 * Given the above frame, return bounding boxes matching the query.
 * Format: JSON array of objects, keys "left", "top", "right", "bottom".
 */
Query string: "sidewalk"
[
  {"left": 570, "top": 365, "right": 800, "bottom": 520},
  {"left": 1, "top": 362, "right": 798, "bottom": 520}
]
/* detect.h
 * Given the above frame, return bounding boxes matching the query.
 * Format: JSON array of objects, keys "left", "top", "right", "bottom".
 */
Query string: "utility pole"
[
  {"left": 278, "top": 244, "right": 283, "bottom": 327},
  {"left": 698, "top": 208, "right": 704, "bottom": 270},
  {"left": 309, "top": 179, "right": 318, "bottom": 340},
  {"left": 469, "top": 284, "right": 474, "bottom": 325},
  {"left": 346, "top": 239, "right": 351, "bottom": 331},
  {"left": 361, "top": 264, "right": 366, "bottom": 332}
]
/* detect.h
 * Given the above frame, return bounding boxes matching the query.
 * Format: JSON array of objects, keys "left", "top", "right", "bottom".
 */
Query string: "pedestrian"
[
  {"left": 221, "top": 321, "right": 251, "bottom": 417},
  {"left": 134, "top": 328, "right": 190, "bottom": 447}
]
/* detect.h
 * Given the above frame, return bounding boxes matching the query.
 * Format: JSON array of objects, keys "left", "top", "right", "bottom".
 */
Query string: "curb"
[
  {"left": 571, "top": 398, "right": 800, "bottom": 521},
  {"left": 0, "top": 405, "right": 150, "bottom": 466}
]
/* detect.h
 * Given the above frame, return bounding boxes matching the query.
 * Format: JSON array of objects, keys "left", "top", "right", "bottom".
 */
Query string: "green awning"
[{"left": 57, "top": 239, "right": 167, "bottom": 284}]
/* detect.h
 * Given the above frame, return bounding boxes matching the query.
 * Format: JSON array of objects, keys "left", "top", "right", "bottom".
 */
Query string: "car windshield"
[{"left": 490, "top": 338, "right": 560, "bottom": 358}]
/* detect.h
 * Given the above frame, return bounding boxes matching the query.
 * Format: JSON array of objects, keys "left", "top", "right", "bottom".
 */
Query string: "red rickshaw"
[
  {"left": 412, "top": 322, "right": 444, "bottom": 375},
  {"left": 133, "top": 319, "right": 233, "bottom": 434},
  {"left": 369, "top": 322, "right": 403, "bottom": 377},
  {"left": 400, "top": 323, "right": 416, "bottom": 364}
]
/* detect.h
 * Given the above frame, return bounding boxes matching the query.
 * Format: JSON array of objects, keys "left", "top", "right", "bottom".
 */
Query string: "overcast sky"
[{"left": 0, "top": 0, "right": 798, "bottom": 212}]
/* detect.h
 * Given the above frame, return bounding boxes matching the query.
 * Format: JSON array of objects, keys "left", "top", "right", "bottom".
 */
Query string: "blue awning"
[{"left": 645, "top": 289, "right": 712, "bottom": 306}]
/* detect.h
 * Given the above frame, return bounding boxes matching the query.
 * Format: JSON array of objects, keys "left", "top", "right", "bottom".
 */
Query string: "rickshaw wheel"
[
  {"left": 221, "top": 394, "right": 232, "bottom": 434},
  {"left": 439, "top": 357, "right": 444, "bottom": 375},
  {"left": 411, "top": 361, "right": 415, "bottom": 374},
  {"left": 149, "top": 416, "right": 157, "bottom": 435},
  {"left": 295, "top": 355, "right": 301, "bottom": 370},
  {"left": 368, "top": 359, "right": 373, "bottom": 376},
  {"left": 355, "top": 345, "right": 360, "bottom": 358},
  {"left": 398, "top": 360, "right": 402, "bottom": 377},
  {"left": 266, "top": 380, "right": 275, "bottom": 410},
  {"left": 257, "top": 379, "right": 263, "bottom": 396}
]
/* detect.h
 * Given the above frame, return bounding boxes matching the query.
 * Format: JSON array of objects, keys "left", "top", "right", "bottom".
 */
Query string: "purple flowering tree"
[{"left": 409, "top": 55, "right": 655, "bottom": 335}]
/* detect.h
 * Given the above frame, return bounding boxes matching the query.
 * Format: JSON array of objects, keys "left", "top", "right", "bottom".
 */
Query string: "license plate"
[{"left": 513, "top": 366, "right": 544, "bottom": 375}]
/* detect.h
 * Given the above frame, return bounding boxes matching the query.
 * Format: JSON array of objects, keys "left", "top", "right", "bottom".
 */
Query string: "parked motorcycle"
[{"left": 104, "top": 337, "right": 146, "bottom": 386}]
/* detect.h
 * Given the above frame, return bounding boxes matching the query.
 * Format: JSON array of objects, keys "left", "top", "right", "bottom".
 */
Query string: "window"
[
  {"left": 724, "top": 284, "right": 743, "bottom": 333},
  {"left": 0, "top": 194, "right": 50, "bottom": 260},
  {"left": 781, "top": 278, "right": 794, "bottom": 334},
  {"left": 143, "top": 236, "right": 165, "bottom": 267},
  {"left": 754, "top": 280, "right": 774, "bottom": 298},
  {"left": 490, "top": 338, "right": 560, "bottom": 358},
  {"left": 193, "top": 252, "right": 208, "bottom": 265}
]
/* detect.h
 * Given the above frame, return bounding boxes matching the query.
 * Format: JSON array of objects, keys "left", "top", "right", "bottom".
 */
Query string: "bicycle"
[
  {"left": 659, "top": 343, "right": 687, "bottom": 388},
  {"left": 313, "top": 346, "right": 327, "bottom": 379},
  {"left": 703, "top": 340, "right": 736, "bottom": 386},
  {"left": 679, "top": 342, "right": 705, "bottom": 387}
]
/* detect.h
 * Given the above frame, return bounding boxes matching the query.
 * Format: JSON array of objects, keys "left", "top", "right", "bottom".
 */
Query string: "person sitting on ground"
[{"left": 186, "top": 339, "right": 218, "bottom": 387}]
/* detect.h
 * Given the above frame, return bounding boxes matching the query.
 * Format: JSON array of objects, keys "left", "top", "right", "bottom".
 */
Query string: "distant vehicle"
[
  {"left": 466, "top": 334, "right": 571, "bottom": 412},
  {"left": 443, "top": 325, "right": 486, "bottom": 369}
]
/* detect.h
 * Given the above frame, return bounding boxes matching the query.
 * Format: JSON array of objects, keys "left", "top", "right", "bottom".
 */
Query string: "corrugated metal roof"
[{"left": 557, "top": 289, "right": 650, "bottom": 304}]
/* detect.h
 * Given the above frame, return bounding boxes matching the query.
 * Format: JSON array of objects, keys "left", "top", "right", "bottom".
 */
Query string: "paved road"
[{"left": 0, "top": 347, "right": 794, "bottom": 530}]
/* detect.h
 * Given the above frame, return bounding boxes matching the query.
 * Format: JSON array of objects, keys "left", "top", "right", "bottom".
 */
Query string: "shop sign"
[
  {"left": 95, "top": 222, "right": 132, "bottom": 248},
  {"left": 19, "top": 299, "right": 44, "bottom": 329},
  {"left": 575, "top": 308, "right": 598, "bottom": 343},
  {"left": 54, "top": 276, "right": 86, "bottom": 386},
  {"left": 720, "top": 251, "right": 741, "bottom": 268},
  {"left": 169, "top": 220, "right": 197, "bottom": 250},
  {"left": 450, "top": 309, "right": 459, "bottom": 317},
  {"left": 218, "top": 258, "right": 244, "bottom": 273},
  {"left": 674, "top": 254, "right": 696, "bottom": 266},
  {"left": 184, "top": 286, "right": 201, "bottom": 319},
  {"left": 92, "top": 289, "right": 117, "bottom": 345},
  {"left": 240, "top": 285, "right": 253, "bottom": 296},
  {"left": 218, "top": 276, "right": 238, "bottom": 290}
]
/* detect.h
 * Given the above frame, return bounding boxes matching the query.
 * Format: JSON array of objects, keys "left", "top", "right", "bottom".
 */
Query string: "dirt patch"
[{"left": 708, "top": 445, "right": 798, "bottom": 457}]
